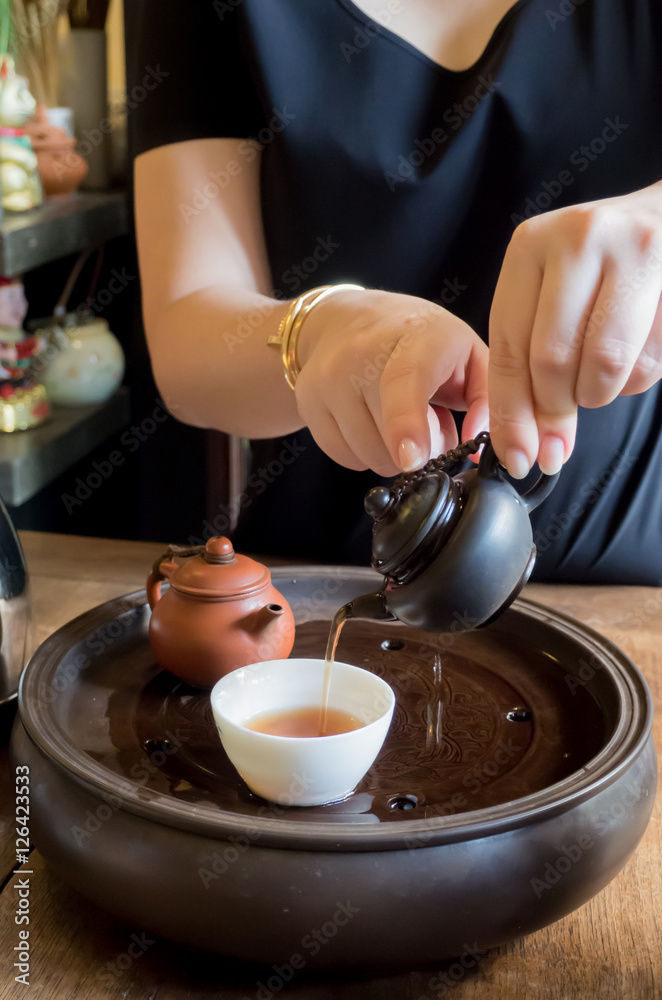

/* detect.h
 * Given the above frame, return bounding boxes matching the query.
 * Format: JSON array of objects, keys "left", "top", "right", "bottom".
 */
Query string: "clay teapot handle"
[
  {"left": 146, "top": 541, "right": 235, "bottom": 610},
  {"left": 146, "top": 560, "right": 179, "bottom": 610},
  {"left": 146, "top": 544, "right": 209, "bottom": 609},
  {"left": 477, "top": 441, "right": 560, "bottom": 512}
]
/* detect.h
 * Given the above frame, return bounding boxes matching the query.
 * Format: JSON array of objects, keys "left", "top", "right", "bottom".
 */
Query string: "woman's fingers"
[
  {"left": 620, "top": 293, "right": 662, "bottom": 396},
  {"left": 333, "top": 397, "right": 401, "bottom": 477},
  {"left": 301, "top": 389, "right": 402, "bottom": 475},
  {"left": 527, "top": 256, "right": 603, "bottom": 474},
  {"left": 379, "top": 325, "right": 489, "bottom": 471},
  {"left": 377, "top": 350, "right": 434, "bottom": 471},
  {"left": 428, "top": 404, "right": 456, "bottom": 456},
  {"left": 488, "top": 231, "right": 543, "bottom": 478},
  {"left": 296, "top": 289, "right": 487, "bottom": 475},
  {"left": 575, "top": 263, "right": 662, "bottom": 407},
  {"left": 301, "top": 405, "right": 368, "bottom": 472}
]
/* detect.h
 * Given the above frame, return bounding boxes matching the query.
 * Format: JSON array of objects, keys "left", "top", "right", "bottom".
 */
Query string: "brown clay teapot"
[
  {"left": 146, "top": 537, "right": 295, "bottom": 687},
  {"left": 24, "top": 105, "right": 87, "bottom": 196}
]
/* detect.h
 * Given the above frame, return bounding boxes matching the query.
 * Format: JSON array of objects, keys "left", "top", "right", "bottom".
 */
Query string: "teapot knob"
[
  {"left": 364, "top": 486, "right": 394, "bottom": 521},
  {"left": 204, "top": 537, "right": 235, "bottom": 565}
]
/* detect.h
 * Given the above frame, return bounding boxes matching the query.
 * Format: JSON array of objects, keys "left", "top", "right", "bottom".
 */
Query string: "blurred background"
[{"left": 0, "top": 0, "right": 231, "bottom": 545}]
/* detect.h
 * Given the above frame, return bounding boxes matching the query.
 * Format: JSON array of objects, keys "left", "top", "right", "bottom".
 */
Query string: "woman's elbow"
[{"left": 144, "top": 318, "right": 209, "bottom": 430}]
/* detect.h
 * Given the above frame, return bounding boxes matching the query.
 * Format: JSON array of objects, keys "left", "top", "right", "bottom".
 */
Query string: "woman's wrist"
[{"left": 294, "top": 284, "right": 368, "bottom": 370}]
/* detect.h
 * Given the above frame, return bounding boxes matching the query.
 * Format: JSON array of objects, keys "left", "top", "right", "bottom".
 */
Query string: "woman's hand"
[
  {"left": 294, "top": 288, "right": 489, "bottom": 476},
  {"left": 489, "top": 180, "right": 662, "bottom": 479}
]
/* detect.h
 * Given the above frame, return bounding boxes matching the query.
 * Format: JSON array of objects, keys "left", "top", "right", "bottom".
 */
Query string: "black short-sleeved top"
[{"left": 127, "top": 0, "right": 662, "bottom": 583}]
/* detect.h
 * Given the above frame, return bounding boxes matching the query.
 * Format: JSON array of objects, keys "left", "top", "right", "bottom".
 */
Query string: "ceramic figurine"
[
  {"left": 0, "top": 55, "right": 43, "bottom": 211},
  {"left": 0, "top": 276, "right": 50, "bottom": 431},
  {"left": 24, "top": 104, "right": 88, "bottom": 196},
  {"left": 34, "top": 311, "right": 125, "bottom": 406}
]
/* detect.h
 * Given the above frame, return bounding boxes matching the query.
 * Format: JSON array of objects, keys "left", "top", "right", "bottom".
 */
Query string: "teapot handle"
[
  {"left": 520, "top": 469, "right": 561, "bottom": 512},
  {"left": 146, "top": 560, "right": 178, "bottom": 610},
  {"left": 478, "top": 441, "right": 560, "bottom": 512}
]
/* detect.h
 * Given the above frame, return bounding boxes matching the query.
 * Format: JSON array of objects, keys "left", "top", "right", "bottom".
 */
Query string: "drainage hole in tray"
[
  {"left": 143, "top": 738, "right": 173, "bottom": 755},
  {"left": 507, "top": 707, "right": 532, "bottom": 723},
  {"left": 388, "top": 795, "right": 418, "bottom": 811}
]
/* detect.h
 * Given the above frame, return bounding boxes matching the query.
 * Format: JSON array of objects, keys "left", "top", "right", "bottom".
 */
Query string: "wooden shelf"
[
  {"left": 0, "top": 386, "right": 131, "bottom": 505},
  {"left": 0, "top": 191, "right": 129, "bottom": 276}
]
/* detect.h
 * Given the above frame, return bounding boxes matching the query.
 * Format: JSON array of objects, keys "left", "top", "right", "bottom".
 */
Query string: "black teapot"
[{"left": 346, "top": 432, "right": 560, "bottom": 633}]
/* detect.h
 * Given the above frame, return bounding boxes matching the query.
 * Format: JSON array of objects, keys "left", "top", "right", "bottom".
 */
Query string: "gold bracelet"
[{"left": 268, "top": 283, "right": 365, "bottom": 389}]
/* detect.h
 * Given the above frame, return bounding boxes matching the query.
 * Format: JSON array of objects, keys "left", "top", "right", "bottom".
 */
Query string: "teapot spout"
[
  {"left": 344, "top": 591, "right": 398, "bottom": 623},
  {"left": 242, "top": 602, "right": 286, "bottom": 635}
]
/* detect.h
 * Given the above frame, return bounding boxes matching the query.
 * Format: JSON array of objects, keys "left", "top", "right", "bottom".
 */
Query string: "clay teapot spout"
[
  {"left": 239, "top": 602, "right": 296, "bottom": 664},
  {"left": 240, "top": 602, "right": 287, "bottom": 635}
]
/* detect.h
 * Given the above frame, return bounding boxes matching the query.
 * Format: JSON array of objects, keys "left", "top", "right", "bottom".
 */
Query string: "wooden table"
[{"left": 0, "top": 532, "right": 660, "bottom": 1000}]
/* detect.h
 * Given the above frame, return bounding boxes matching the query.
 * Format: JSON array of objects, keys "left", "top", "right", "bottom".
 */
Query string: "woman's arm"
[
  {"left": 135, "top": 137, "right": 299, "bottom": 438},
  {"left": 135, "top": 137, "right": 489, "bottom": 475}
]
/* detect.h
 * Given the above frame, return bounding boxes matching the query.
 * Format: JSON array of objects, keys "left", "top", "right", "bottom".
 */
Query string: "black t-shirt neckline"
[{"left": 333, "top": 0, "right": 535, "bottom": 78}]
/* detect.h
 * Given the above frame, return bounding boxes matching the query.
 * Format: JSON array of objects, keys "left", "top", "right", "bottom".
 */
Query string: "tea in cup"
[{"left": 210, "top": 658, "right": 395, "bottom": 806}]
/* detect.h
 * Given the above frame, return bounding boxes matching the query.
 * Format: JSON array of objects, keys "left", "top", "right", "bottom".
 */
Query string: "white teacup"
[{"left": 210, "top": 658, "right": 395, "bottom": 807}]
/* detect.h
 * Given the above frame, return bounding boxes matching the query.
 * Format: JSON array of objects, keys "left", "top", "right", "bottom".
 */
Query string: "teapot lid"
[
  {"left": 365, "top": 472, "right": 464, "bottom": 582},
  {"left": 165, "top": 537, "right": 271, "bottom": 598}
]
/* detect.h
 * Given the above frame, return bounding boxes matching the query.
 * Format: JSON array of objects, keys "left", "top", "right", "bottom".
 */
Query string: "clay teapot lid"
[{"left": 158, "top": 537, "right": 270, "bottom": 598}]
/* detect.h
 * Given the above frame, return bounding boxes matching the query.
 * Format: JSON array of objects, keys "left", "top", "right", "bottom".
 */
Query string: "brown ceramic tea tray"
[{"left": 12, "top": 567, "right": 656, "bottom": 965}]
